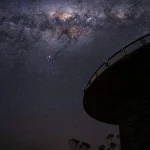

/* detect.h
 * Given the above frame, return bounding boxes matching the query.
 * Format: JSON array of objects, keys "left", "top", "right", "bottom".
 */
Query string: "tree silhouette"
[
  {"left": 109, "top": 142, "right": 117, "bottom": 150},
  {"left": 106, "top": 134, "right": 114, "bottom": 143},
  {"left": 68, "top": 138, "right": 80, "bottom": 150},
  {"left": 105, "top": 134, "right": 119, "bottom": 150},
  {"left": 99, "top": 145, "right": 105, "bottom": 150},
  {"left": 81, "top": 142, "right": 91, "bottom": 150},
  {"left": 68, "top": 139, "right": 91, "bottom": 150}
]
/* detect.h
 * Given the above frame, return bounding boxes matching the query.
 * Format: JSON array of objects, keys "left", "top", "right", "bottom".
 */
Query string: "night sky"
[{"left": 0, "top": 0, "right": 150, "bottom": 150}]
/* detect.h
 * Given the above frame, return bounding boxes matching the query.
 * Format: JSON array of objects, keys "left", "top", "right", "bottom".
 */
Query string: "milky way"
[
  {"left": 1, "top": 0, "right": 150, "bottom": 73},
  {"left": 1, "top": 1, "right": 150, "bottom": 150}
]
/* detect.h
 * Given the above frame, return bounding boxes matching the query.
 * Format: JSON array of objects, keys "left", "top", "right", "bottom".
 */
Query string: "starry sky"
[{"left": 0, "top": 0, "right": 150, "bottom": 150}]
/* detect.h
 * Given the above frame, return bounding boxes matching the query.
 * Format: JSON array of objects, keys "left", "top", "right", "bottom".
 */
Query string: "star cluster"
[{"left": 0, "top": 0, "right": 150, "bottom": 68}]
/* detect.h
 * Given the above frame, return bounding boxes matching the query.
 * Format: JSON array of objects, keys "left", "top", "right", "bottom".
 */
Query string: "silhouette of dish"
[{"left": 83, "top": 33, "right": 150, "bottom": 124}]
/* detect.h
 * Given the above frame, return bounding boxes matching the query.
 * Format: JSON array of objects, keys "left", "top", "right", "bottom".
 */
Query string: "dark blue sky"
[{"left": 0, "top": 0, "right": 150, "bottom": 149}]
